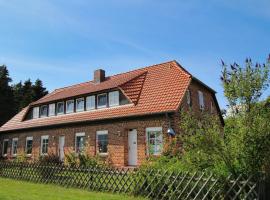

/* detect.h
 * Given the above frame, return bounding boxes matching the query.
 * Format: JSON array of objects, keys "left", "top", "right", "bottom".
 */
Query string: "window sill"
[{"left": 98, "top": 153, "right": 108, "bottom": 157}]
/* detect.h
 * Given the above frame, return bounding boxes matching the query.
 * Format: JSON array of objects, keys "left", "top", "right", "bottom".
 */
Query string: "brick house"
[{"left": 0, "top": 61, "right": 223, "bottom": 167}]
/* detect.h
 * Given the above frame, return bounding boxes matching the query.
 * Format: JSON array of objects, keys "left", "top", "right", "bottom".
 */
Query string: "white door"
[
  {"left": 128, "top": 129, "right": 137, "bottom": 166},
  {"left": 59, "top": 136, "right": 65, "bottom": 161}
]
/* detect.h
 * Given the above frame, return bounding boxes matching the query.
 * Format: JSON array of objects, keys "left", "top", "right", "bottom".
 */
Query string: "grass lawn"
[{"left": 0, "top": 178, "right": 146, "bottom": 200}]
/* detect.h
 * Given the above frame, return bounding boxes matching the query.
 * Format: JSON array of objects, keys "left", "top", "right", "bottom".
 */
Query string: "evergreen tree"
[
  {"left": 0, "top": 65, "right": 15, "bottom": 126},
  {"left": 32, "top": 79, "right": 48, "bottom": 101},
  {"left": 21, "top": 79, "right": 34, "bottom": 109}
]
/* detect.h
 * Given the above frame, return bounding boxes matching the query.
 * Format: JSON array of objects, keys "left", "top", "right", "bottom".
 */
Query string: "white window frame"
[
  {"left": 86, "top": 95, "right": 96, "bottom": 110},
  {"left": 40, "top": 105, "right": 48, "bottom": 118},
  {"left": 66, "top": 100, "right": 74, "bottom": 114},
  {"left": 40, "top": 135, "right": 49, "bottom": 155},
  {"left": 198, "top": 91, "right": 205, "bottom": 110},
  {"left": 76, "top": 98, "right": 85, "bottom": 112},
  {"left": 96, "top": 130, "right": 108, "bottom": 155},
  {"left": 146, "top": 127, "right": 163, "bottom": 156},
  {"left": 56, "top": 102, "right": 64, "bottom": 115},
  {"left": 2, "top": 139, "right": 9, "bottom": 157},
  {"left": 11, "top": 138, "right": 18, "bottom": 157},
  {"left": 186, "top": 89, "right": 191, "bottom": 106},
  {"left": 33, "top": 107, "right": 40, "bottom": 119},
  {"left": 97, "top": 93, "right": 107, "bottom": 108},
  {"left": 75, "top": 132, "right": 85, "bottom": 154},
  {"left": 25, "top": 136, "right": 33, "bottom": 156},
  {"left": 109, "top": 91, "right": 120, "bottom": 107},
  {"left": 48, "top": 103, "right": 55, "bottom": 116}
]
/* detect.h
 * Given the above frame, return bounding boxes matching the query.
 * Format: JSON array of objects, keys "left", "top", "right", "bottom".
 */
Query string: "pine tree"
[
  {"left": 0, "top": 65, "right": 15, "bottom": 126},
  {"left": 32, "top": 79, "right": 48, "bottom": 101},
  {"left": 21, "top": 79, "right": 34, "bottom": 110}
]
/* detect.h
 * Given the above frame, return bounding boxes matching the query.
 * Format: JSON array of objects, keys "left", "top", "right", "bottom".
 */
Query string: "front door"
[
  {"left": 128, "top": 129, "right": 137, "bottom": 166},
  {"left": 59, "top": 136, "right": 65, "bottom": 161}
]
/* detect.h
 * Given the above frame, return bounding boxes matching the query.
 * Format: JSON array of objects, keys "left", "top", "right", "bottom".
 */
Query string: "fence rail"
[{"left": 0, "top": 162, "right": 266, "bottom": 200}]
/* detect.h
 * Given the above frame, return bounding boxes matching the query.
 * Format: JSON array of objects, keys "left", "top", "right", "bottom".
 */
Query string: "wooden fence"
[{"left": 0, "top": 162, "right": 266, "bottom": 199}]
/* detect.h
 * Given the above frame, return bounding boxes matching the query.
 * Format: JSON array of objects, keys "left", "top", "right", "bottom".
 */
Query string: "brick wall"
[
  {"left": 0, "top": 115, "right": 172, "bottom": 167},
  {"left": 0, "top": 80, "right": 222, "bottom": 167}
]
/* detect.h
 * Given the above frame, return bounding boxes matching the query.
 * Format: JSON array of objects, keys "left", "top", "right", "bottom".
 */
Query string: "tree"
[
  {"left": 0, "top": 65, "right": 15, "bottom": 126},
  {"left": 13, "top": 79, "right": 48, "bottom": 112},
  {"left": 159, "top": 55, "right": 270, "bottom": 177},
  {"left": 32, "top": 79, "right": 48, "bottom": 101}
]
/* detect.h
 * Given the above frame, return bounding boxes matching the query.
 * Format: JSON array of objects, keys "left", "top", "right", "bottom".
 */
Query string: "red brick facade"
[{"left": 0, "top": 80, "right": 222, "bottom": 167}]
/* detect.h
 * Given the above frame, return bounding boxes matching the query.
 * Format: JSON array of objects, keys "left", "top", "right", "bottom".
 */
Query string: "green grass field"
[{"left": 0, "top": 178, "right": 146, "bottom": 200}]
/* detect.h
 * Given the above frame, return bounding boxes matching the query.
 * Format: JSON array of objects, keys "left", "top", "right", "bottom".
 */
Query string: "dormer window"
[
  {"left": 97, "top": 93, "right": 107, "bottom": 108},
  {"left": 57, "top": 102, "right": 64, "bottom": 115},
  {"left": 40, "top": 105, "right": 48, "bottom": 117},
  {"left": 76, "top": 98, "right": 85, "bottom": 112},
  {"left": 86, "top": 96, "right": 95, "bottom": 110},
  {"left": 109, "top": 91, "right": 119, "bottom": 107},
  {"left": 48, "top": 104, "right": 55, "bottom": 116},
  {"left": 66, "top": 100, "right": 74, "bottom": 114},
  {"left": 33, "top": 107, "right": 39, "bottom": 119}
]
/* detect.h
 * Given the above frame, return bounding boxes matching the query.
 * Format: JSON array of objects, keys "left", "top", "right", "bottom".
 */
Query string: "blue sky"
[{"left": 0, "top": 0, "right": 269, "bottom": 109}]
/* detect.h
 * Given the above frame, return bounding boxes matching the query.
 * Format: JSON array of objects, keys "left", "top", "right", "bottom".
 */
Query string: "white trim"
[
  {"left": 109, "top": 91, "right": 120, "bottom": 107},
  {"left": 11, "top": 138, "right": 18, "bottom": 157},
  {"left": 75, "top": 132, "right": 85, "bottom": 137},
  {"left": 96, "top": 130, "right": 108, "bottom": 135},
  {"left": 56, "top": 102, "right": 64, "bottom": 115},
  {"left": 2, "top": 139, "right": 9, "bottom": 157},
  {"left": 48, "top": 103, "right": 55, "bottom": 116},
  {"left": 76, "top": 98, "right": 85, "bottom": 112},
  {"left": 96, "top": 130, "right": 108, "bottom": 155},
  {"left": 25, "top": 136, "right": 33, "bottom": 156},
  {"left": 146, "top": 127, "right": 162, "bottom": 132},
  {"left": 40, "top": 105, "right": 48, "bottom": 118},
  {"left": 97, "top": 93, "right": 107, "bottom": 108},
  {"left": 40, "top": 135, "right": 49, "bottom": 155},
  {"left": 86, "top": 95, "right": 95, "bottom": 110},
  {"left": 66, "top": 100, "right": 74, "bottom": 114},
  {"left": 33, "top": 107, "right": 40, "bottom": 119},
  {"left": 75, "top": 132, "right": 86, "bottom": 154},
  {"left": 145, "top": 127, "right": 163, "bottom": 156}
]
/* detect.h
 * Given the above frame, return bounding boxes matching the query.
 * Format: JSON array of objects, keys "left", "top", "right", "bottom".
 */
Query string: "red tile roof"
[{"left": 0, "top": 60, "right": 192, "bottom": 132}]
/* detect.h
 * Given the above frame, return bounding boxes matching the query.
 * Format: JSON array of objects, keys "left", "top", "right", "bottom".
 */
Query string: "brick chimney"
[{"left": 94, "top": 69, "right": 106, "bottom": 83}]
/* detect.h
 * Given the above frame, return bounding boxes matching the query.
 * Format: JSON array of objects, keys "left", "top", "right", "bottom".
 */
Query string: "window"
[
  {"left": 12, "top": 138, "right": 18, "bottom": 156},
  {"left": 25, "top": 137, "right": 33, "bottom": 155},
  {"left": 96, "top": 130, "right": 108, "bottom": 154},
  {"left": 49, "top": 104, "right": 55, "bottom": 116},
  {"left": 86, "top": 96, "right": 95, "bottom": 110},
  {"left": 41, "top": 135, "right": 49, "bottom": 155},
  {"left": 97, "top": 93, "right": 107, "bottom": 108},
  {"left": 186, "top": 89, "right": 191, "bottom": 106},
  {"left": 56, "top": 102, "right": 64, "bottom": 115},
  {"left": 76, "top": 98, "right": 85, "bottom": 112},
  {"left": 66, "top": 100, "right": 74, "bottom": 113},
  {"left": 210, "top": 101, "right": 214, "bottom": 113},
  {"left": 146, "top": 127, "right": 163, "bottom": 156},
  {"left": 33, "top": 107, "right": 39, "bottom": 119},
  {"left": 75, "top": 133, "right": 85, "bottom": 154},
  {"left": 198, "top": 91, "right": 205, "bottom": 110},
  {"left": 109, "top": 91, "right": 119, "bottom": 107},
  {"left": 40, "top": 105, "right": 48, "bottom": 117},
  {"left": 2, "top": 139, "right": 9, "bottom": 156}
]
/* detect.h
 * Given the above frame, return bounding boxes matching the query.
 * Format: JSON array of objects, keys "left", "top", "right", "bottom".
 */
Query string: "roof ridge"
[{"left": 43, "top": 60, "right": 176, "bottom": 93}]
